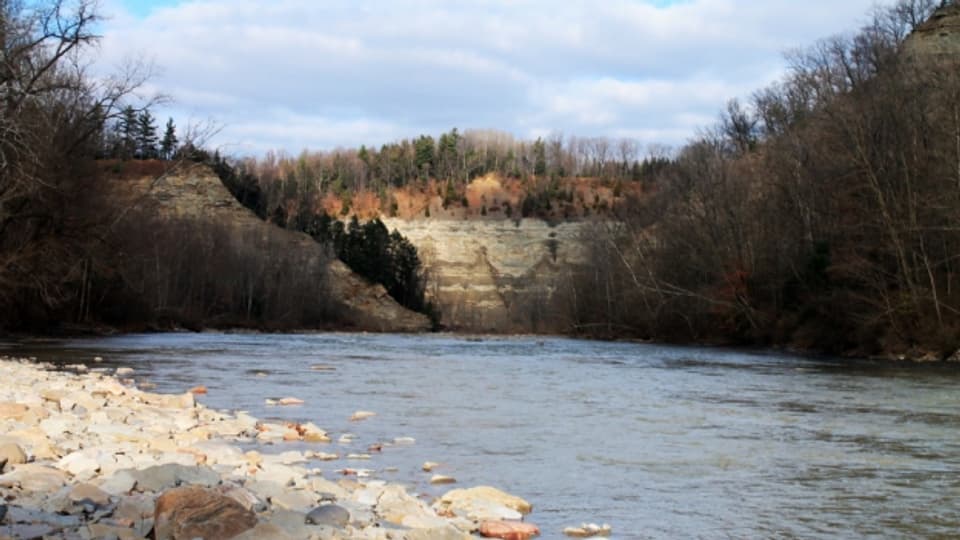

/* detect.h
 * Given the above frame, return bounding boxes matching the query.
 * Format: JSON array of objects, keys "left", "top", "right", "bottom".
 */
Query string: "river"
[{"left": 3, "top": 332, "right": 959, "bottom": 539}]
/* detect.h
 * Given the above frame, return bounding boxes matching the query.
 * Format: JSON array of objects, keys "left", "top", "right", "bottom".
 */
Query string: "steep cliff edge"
[
  {"left": 110, "top": 165, "right": 431, "bottom": 332},
  {"left": 904, "top": 3, "right": 960, "bottom": 57},
  {"left": 382, "top": 218, "right": 595, "bottom": 333}
]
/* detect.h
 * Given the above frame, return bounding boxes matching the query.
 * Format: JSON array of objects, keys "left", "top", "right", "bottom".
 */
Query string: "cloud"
[{"left": 95, "top": 0, "right": 881, "bottom": 154}]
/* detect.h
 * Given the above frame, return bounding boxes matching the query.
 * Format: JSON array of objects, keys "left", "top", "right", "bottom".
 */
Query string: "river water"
[{"left": 3, "top": 333, "right": 960, "bottom": 539}]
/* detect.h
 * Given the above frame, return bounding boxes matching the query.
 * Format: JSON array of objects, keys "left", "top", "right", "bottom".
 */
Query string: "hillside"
[{"left": 106, "top": 164, "right": 431, "bottom": 332}]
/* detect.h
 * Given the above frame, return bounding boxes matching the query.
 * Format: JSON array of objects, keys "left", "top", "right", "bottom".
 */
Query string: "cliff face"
[
  {"left": 904, "top": 3, "right": 960, "bottom": 57},
  {"left": 382, "top": 218, "right": 594, "bottom": 333},
  {"left": 113, "top": 165, "right": 431, "bottom": 332}
]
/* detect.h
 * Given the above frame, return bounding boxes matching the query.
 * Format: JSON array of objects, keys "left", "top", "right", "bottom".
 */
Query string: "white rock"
[{"left": 349, "top": 411, "right": 376, "bottom": 422}]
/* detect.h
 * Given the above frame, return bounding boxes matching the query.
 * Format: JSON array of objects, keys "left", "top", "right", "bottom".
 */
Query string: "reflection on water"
[{"left": 4, "top": 333, "right": 960, "bottom": 539}]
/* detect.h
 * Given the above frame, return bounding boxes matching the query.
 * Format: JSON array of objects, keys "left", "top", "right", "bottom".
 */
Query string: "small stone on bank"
[{"left": 422, "top": 461, "right": 439, "bottom": 472}]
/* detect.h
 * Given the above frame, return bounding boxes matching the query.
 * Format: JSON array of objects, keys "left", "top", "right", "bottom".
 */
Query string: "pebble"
[
  {"left": 115, "top": 367, "right": 134, "bottom": 376},
  {"left": 423, "top": 461, "right": 440, "bottom": 472},
  {"left": 277, "top": 397, "right": 305, "bottom": 406}
]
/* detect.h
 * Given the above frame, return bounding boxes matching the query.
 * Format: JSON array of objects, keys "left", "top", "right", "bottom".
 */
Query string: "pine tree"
[
  {"left": 136, "top": 110, "right": 159, "bottom": 159},
  {"left": 118, "top": 106, "right": 138, "bottom": 160},
  {"left": 160, "top": 118, "right": 178, "bottom": 160}
]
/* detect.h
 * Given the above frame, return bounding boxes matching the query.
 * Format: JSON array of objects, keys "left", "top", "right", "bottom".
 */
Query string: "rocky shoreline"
[{"left": 0, "top": 357, "right": 544, "bottom": 539}]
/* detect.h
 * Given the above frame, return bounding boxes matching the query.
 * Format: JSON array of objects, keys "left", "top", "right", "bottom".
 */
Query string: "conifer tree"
[
  {"left": 136, "top": 110, "right": 159, "bottom": 159},
  {"left": 160, "top": 118, "right": 178, "bottom": 160}
]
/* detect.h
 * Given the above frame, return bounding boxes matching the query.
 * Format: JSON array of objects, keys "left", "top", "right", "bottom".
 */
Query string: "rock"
[
  {"left": 113, "top": 494, "right": 156, "bottom": 536},
  {"left": 128, "top": 463, "right": 221, "bottom": 492},
  {"left": 394, "top": 436, "right": 416, "bottom": 445},
  {"left": 431, "top": 486, "right": 531, "bottom": 523},
  {"left": 256, "top": 462, "right": 303, "bottom": 486},
  {"left": 375, "top": 484, "right": 435, "bottom": 525},
  {"left": 563, "top": 523, "right": 613, "bottom": 537},
  {"left": 232, "top": 522, "right": 295, "bottom": 540},
  {"left": 99, "top": 470, "right": 138, "bottom": 495},
  {"left": 265, "top": 509, "right": 314, "bottom": 538},
  {"left": 57, "top": 449, "right": 102, "bottom": 478},
  {"left": 224, "top": 487, "right": 265, "bottom": 512},
  {"left": 479, "top": 521, "right": 541, "bottom": 540},
  {"left": 300, "top": 422, "right": 330, "bottom": 443},
  {"left": 154, "top": 486, "right": 257, "bottom": 540},
  {"left": 422, "top": 461, "right": 440, "bottom": 472},
  {"left": 406, "top": 526, "right": 475, "bottom": 540},
  {"left": 69, "top": 483, "right": 111, "bottom": 507},
  {"left": 0, "top": 402, "right": 28, "bottom": 420},
  {"left": 277, "top": 397, "right": 304, "bottom": 406},
  {"left": 436, "top": 486, "right": 533, "bottom": 516},
  {"left": 311, "top": 451, "right": 339, "bottom": 461},
  {"left": 245, "top": 480, "right": 288, "bottom": 503},
  {"left": 431, "top": 474, "right": 457, "bottom": 485},
  {"left": 0, "top": 463, "right": 68, "bottom": 493},
  {"left": 188, "top": 385, "right": 208, "bottom": 394},
  {"left": 309, "top": 364, "right": 336, "bottom": 372},
  {"left": 270, "top": 489, "right": 315, "bottom": 511},
  {"left": 349, "top": 410, "right": 376, "bottom": 421},
  {"left": 85, "top": 523, "right": 147, "bottom": 540},
  {"left": 0, "top": 443, "right": 27, "bottom": 468},
  {"left": 116, "top": 367, "right": 135, "bottom": 376},
  {"left": 305, "top": 504, "right": 350, "bottom": 528}
]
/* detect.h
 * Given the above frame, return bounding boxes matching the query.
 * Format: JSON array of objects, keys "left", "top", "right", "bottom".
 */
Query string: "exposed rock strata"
[{"left": 383, "top": 218, "right": 595, "bottom": 333}]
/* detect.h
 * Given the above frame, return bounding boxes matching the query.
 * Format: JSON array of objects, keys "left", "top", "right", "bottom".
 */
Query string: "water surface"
[{"left": 4, "top": 333, "right": 960, "bottom": 539}]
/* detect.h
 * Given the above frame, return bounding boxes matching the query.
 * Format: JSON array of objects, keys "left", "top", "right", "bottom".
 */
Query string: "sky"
[{"left": 95, "top": 0, "right": 883, "bottom": 156}]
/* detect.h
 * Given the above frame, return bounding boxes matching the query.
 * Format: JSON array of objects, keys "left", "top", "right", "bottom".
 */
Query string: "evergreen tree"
[
  {"left": 160, "top": 118, "right": 178, "bottom": 160},
  {"left": 118, "top": 106, "right": 138, "bottom": 160},
  {"left": 136, "top": 110, "right": 159, "bottom": 159}
]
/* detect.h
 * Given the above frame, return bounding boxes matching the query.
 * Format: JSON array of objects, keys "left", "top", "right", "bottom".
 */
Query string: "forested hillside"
[{"left": 568, "top": 0, "right": 960, "bottom": 358}]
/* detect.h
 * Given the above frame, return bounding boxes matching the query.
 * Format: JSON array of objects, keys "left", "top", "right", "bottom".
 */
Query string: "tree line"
[
  {"left": 221, "top": 130, "right": 671, "bottom": 223},
  {"left": 567, "top": 0, "right": 960, "bottom": 358}
]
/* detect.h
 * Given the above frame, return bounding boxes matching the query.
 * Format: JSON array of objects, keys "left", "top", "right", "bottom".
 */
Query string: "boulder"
[
  {"left": 434, "top": 486, "right": 532, "bottom": 522},
  {"left": 154, "top": 486, "right": 257, "bottom": 540},
  {"left": 479, "top": 521, "right": 541, "bottom": 540},
  {"left": 305, "top": 504, "right": 350, "bottom": 528}
]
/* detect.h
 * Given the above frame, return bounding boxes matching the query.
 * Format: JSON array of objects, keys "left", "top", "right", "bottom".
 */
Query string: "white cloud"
[{"left": 95, "top": 0, "right": 882, "bottom": 153}]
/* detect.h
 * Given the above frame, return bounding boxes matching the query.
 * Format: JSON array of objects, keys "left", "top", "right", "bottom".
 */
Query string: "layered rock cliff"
[
  {"left": 382, "top": 218, "right": 595, "bottom": 333},
  {"left": 112, "top": 165, "right": 431, "bottom": 332}
]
